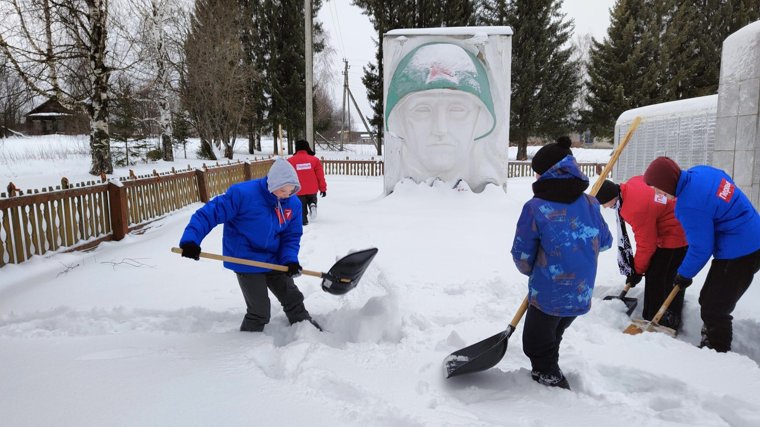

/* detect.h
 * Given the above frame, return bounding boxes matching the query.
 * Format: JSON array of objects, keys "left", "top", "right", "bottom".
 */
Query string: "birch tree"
[{"left": 0, "top": 0, "right": 116, "bottom": 174}]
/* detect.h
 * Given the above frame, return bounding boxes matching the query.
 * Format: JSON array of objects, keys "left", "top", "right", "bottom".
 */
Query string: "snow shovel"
[
  {"left": 443, "top": 297, "right": 529, "bottom": 378},
  {"left": 171, "top": 247, "right": 378, "bottom": 295},
  {"left": 603, "top": 283, "right": 638, "bottom": 316},
  {"left": 623, "top": 284, "right": 680, "bottom": 337}
]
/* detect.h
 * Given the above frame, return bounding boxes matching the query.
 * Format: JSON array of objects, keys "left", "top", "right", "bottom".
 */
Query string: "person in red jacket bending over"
[
  {"left": 595, "top": 177, "right": 688, "bottom": 330},
  {"left": 288, "top": 140, "right": 327, "bottom": 226}
]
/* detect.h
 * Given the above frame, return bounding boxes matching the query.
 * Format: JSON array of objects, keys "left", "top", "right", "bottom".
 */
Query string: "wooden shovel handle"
[
  {"left": 589, "top": 116, "right": 642, "bottom": 195},
  {"left": 651, "top": 284, "right": 681, "bottom": 325},
  {"left": 510, "top": 297, "right": 530, "bottom": 328},
  {"left": 170, "top": 247, "right": 324, "bottom": 279}
]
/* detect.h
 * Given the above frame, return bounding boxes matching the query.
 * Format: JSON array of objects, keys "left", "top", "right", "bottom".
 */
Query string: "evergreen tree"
[
  {"left": 255, "top": 0, "right": 324, "bottom": 152},
  {"left": 659, "top": 0, "right": 760, "bottom": 100},
  {"left": 494, "top": 0, "right": 580, "bottom": 159},
  {"left": 584, "top": 0, "right": 662, "bottom": 138},
  {"left": 354, "top": 0, "right": 475, "bottom": 150},
  {"left": 476, "top": 0, "right": 508, "bottom": 25}
]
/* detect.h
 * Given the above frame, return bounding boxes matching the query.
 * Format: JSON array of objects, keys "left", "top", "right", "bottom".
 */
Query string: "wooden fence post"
[
  {"left": 108, "top": 181, "right": 129, "bottom": 241},
  {"left": 243, "top": 161, "right": 252, "bottom": 181},
  {"left": 195, "top": 168, "right": 209, "bottom": 203}
]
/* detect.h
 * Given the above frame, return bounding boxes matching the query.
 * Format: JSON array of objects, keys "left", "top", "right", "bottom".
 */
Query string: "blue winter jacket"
[
  {"left": 179, "top": 161, "right": 303, "bottom": 273},
  {"left": 674, "top": 166, "right": 760, "bottom": 278},
  {"left": 511, "top": 156, "right": 613, "bottom": 317}
]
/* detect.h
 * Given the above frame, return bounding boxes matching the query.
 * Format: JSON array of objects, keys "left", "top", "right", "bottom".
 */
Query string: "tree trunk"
[
  {"left": 516, "top": 137, "right": 528, "bottom": 161},
  {"left": 87, "top": 0, "right": 113, "bottom": 175},
  {"left": 247, "top": 120, "right": 255, "bottom": 154}
]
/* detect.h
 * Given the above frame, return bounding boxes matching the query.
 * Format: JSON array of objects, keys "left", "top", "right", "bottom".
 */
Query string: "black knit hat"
[
  {"left": 595, "top": 180, "right": 620, "bottom": 204},
  {"left": 295, "top": 139, "right": 315, "bottom": 155},
  {"left": 531, "top": 136, "right": 573, "bottom": 175}
]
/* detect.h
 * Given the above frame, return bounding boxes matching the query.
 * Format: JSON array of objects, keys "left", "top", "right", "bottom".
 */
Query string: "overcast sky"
[{"left": 317, "top": 0, "right": 617, "bottom": 129}]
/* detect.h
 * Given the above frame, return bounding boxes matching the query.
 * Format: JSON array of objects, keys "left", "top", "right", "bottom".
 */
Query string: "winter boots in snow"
[
  {"left": 699, "top": 325, "right": 731, "bottom": 352},
  {"left": 658, "top": 310, "right": 682, "bottom": 332},
  {"left": 531, "top": 369, "right": 571, "bottom": 390},
  {"left": 291, "top": 317, "right": 323, "bottom": 331},
  {"left": 240, "top": 319, "right": 265, "bottom": 332},
  {"left": 309, "top": 203, "right": 317, "bottom": 220},
  {"left": 240, "top": 317, "right": 323, "bottom": 332}
]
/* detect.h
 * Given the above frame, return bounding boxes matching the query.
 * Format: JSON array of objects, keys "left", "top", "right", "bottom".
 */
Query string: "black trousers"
[
  {"left": 298, "top": 194, "right": 318, "bottom": 225},
  {"left": 698, "top": 248, "right": 760, "bottom": 352},
  {"left": 643, "top": 246, "right": 688, "bottom": 322},
  {"left": 235, "top": 271, "right": 311, "bottom": 331},
  {"left": 522, "top": 305, "right": 576, "bottom": 374}
]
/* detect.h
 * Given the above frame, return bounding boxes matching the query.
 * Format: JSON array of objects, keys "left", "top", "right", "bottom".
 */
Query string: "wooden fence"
[
  {"left": 507, "top": 161, "right": 604, "bottom": 178},
  {"left": 0, "top": 159, "right": 274, "bottom": 268},
  {"left": 0, "top": 158, "right": 603, "bottom": 267},
  {"left": 321, "top": 158, "right": 384, "bottom": 176}
]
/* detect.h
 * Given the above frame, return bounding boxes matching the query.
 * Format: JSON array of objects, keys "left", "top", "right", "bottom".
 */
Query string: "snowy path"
[{"left": 2, "top": 176, "right": 760, "bottom": 426}]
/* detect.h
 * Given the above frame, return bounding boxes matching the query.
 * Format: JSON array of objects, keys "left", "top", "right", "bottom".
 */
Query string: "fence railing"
[
  {"left": 0, "top": 159, "right": 274, "bottom": 268},
  {"left": 321, "top": 158, "right": 384, "bottom": 176},
  {"left": 507, "top": 161, "right": 604, "bottom": 178},
  {"left": 1, "top": 158, "right": 603, "bottom": 267}
]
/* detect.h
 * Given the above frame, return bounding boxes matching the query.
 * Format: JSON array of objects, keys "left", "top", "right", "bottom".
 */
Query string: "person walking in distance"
[
  {"left": 288, "top": 140, "right": 327, "bottom": 226},
  {"left": 178, "top": 157, "right": 321, "bottom": 332},
  {"left": 644, "top": 156, "right": 760, "bottom": 352}
]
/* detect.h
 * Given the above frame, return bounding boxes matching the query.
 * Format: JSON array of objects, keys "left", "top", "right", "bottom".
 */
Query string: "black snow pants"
[
  {"left": 642, "top": 246, "right": 688, "bottom": 328},
  {"left": 522, "top": 304, "right": 575, "bottom": 375},
  {"left": 298, "top": 194, "right": 318, "bottom": 225},
  {"left": 235, "top": 271, "right": 311, "bottom": 331},
  {"left": 698, "top": 248, "right": 760, "bottom": 352}
]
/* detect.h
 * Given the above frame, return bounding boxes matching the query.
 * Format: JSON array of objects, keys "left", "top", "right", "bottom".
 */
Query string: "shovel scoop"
[
  {"left": 623, "top": 284, "right": 680, "bottom": 337},
  {"left": 603, "top": 283, "right": 638, "bottom": 316},
  {"left": 320, "top": 248, "right": 379, "bottom": 295},
  {"left": 444, "top": 298, "right": 529, "bottom": 378}
]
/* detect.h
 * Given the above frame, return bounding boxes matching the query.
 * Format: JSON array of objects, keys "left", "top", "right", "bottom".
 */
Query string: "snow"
[
  {"left": 616, "top": 95, "right": 718, "bottom": 124},
  {"left": 721, "top": 20, "right": 760, "bottom": 81},
  {"left": 2, "top": 137, "right": 760, "bottom": 426},
  {"left": 387, "top": 27, "right": 513, "bottom": 36}
]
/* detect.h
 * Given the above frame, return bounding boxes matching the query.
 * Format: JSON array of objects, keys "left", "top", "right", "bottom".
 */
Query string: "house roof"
[{"left": 26, "top": 99, "right": 77, "bottom": 117}]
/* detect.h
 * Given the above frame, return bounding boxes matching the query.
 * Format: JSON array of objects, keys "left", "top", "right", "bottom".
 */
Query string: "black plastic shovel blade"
[
  {"left": 321, "top": 248, "right": 379, "bottom": 295},
  {"left": 603, "top": 294, "right": 638, "bottom": 316},
  {"left": 444, "top": 325, "right": 516, "bottom": 378}
]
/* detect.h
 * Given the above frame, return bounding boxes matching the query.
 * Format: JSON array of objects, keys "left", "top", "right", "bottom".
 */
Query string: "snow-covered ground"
[{"left": 2, "top": 136, "right": 758, "bottom": 426}]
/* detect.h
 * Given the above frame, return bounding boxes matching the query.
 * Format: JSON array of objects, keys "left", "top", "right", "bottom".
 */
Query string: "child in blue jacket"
[
  {"left": 644, "top": 156, "right": 760, "bottom": 352},
  {"left": 511, "top": 136, "right": 612, "bottom": 389},
  {"left": 179, "top": 157, "right": 320, "bottom": 332}
]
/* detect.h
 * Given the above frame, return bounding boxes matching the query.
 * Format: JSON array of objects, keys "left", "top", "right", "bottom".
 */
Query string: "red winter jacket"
[
  {"left": 620, "top": 176, "right": 687, "bottom": 274},
  {"left": 287, "top": 150, "right": 327, "bottom": 196}
]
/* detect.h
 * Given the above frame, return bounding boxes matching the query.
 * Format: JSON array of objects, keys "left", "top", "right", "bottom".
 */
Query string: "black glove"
[
  {"left": 626, "top": 273, "right": 643, "bottom": 287},
  {"left": 286, "top": 262, "right": 302, "bottom": 278},
  {"left": 180, "top": 242, "right": 201, "bottom": 260},
  {"left": 674, "top": 273, "right": 693, "bottom": 289},
  {"left": 320, "top": 191, "right": 326, "bottom": 198}
]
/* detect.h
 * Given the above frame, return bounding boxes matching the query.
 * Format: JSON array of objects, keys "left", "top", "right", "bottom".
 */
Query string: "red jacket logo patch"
[
  {"left": 275, "top": 208, "right": 293, "bottom": 224},
  {"left": 716, "top": 178, "right": 734, "bottom": 202}
]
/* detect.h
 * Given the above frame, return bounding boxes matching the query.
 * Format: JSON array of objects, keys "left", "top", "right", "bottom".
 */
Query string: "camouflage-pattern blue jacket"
[{"left": 511, "top": 155, "right": 613, "bottom": 317}]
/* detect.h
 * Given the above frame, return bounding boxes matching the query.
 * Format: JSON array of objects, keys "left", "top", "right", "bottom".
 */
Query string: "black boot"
[
  {"left": 290, "top": 317, "right": 323, "bottom": 331},
  {"left": 659, "top": 310, "right": 682, "bottom": 331},
  {"left": 240, "top": 319, "right": 265, "bottom": 332},
  {"left": 531, "top": 369, "right": 571, "bottom": 390}
]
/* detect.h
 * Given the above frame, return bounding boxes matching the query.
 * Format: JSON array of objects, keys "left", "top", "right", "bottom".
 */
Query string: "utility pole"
[
  {"left": 339, "top": 58, "right": 379, "bottom": 154},
  {"left": 304, "top": 0, "right": 314, "bottom": 149},
  {"left": 340, "top": 59, "right": 349, "bottom": 151}
]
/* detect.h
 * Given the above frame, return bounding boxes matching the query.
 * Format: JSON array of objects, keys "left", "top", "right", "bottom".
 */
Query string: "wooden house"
[{"left": 25, "top": 99, "right": 88, "bottom": 135}]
